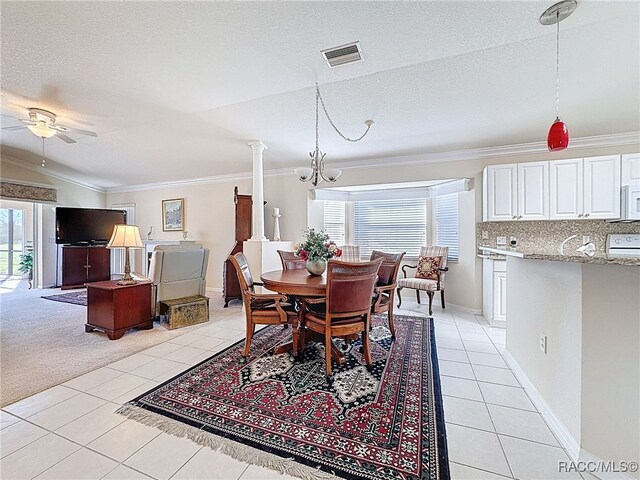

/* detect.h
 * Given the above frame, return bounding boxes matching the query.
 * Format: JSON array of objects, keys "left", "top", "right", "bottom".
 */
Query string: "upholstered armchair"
[
  {"left": 298, "top": 258, "right": 383, "bottom": 377},
  {"left": 396, "top": 246, "right": 449, "bottom": 316},
  {"left": 339, "top": 245, "right": 360, "bottom": 262},
  {"left": 148, "top": 244, "right": 209, "bottom": 316},
  {"left": 370, "top": 250, "right": 405, "bottom": 338},
  {"left": 229, "top": 253, "right": 297, "bottom": 359}
]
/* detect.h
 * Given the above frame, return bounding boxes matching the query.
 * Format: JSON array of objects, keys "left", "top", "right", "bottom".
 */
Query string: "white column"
[{"left": 248, "top": 140, "right": 267, "bottom": 241}]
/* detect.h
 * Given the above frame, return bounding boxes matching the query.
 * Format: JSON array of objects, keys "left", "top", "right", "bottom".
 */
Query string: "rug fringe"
[{"left": 116, "top": 404, "right": 338, "bottom": 480}]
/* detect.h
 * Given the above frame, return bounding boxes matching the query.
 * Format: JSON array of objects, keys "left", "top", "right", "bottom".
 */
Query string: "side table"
[{"left": 86, "top": 280, "right": 153, "bottom": 340}]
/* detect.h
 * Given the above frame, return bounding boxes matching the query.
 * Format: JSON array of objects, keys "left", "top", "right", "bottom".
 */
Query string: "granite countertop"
[{"left": 478, "top": 247, "right": 640, "bottom": 266}]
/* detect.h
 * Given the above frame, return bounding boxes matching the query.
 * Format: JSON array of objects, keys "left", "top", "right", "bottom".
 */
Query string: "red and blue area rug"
[{"left": 117, "top": 314, "right": 449, "bottom": 480}]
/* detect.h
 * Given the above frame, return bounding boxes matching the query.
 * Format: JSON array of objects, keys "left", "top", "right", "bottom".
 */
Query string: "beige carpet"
[{"left": 0, "top": 278, "right": 235, "bottom": 407}]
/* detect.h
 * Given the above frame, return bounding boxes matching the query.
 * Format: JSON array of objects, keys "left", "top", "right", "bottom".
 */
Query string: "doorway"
[{"left": 0, "top": 207, "right": 25, "bottom": 276}]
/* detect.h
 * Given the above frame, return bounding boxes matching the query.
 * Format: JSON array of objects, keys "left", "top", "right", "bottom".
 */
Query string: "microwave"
[{"left": 620, "top": 183, "right": 640, "bottom": 221}]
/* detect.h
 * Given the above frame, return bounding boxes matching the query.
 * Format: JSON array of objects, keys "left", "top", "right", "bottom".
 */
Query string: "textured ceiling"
[{"left": 1, "top": 1, "right": 639, "bottom": 188}]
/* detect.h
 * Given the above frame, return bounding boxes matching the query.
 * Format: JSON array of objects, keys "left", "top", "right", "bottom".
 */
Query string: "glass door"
[{"left": 0, "top": 208, "right": 24, "bottom": 276}]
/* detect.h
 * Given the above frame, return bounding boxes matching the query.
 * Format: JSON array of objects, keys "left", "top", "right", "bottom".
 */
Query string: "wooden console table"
[{"left": 86, "top": 280, "right": 153, "bottom": 340}]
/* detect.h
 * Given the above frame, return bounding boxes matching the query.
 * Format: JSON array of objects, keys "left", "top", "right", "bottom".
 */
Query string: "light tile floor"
[{"left": 0, "top": 300, "right": 590, "bottom": 480}]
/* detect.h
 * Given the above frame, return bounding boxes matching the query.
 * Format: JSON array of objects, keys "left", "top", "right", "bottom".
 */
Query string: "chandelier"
[
  {"left": 540, "top": 0, "right": 577, "bottom": 151},
  {"left": 294, "top": 84, "right": 374, "bottom": 186}
]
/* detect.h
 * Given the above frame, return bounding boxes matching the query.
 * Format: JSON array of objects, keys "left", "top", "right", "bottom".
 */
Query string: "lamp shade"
[
  {"left": 107, "top": 225, "right": 143, "bottom": 249},
  {"left": 547, "top": 118, "right": 569, "bottom": 151},
  {"left": 27, "top": 124, "right": 57, "bottom": 139}
]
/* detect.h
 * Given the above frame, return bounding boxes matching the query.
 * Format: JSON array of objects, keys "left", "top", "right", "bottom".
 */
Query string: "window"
[
  {"left": 434, "top": 193, "right": 459, "bottom": 262},
  {"left": 323, "top": 201, "right": 345, "bottom": 245},
  {"left": 353, "top": 198, "right": 426, "bottom": 259}
]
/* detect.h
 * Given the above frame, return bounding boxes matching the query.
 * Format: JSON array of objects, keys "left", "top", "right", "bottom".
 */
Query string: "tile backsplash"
[{"left": 476, "top": 220, "right": 640, "bottom": 255}]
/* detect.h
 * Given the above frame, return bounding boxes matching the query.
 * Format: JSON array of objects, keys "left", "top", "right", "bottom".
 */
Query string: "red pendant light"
[{"left": 540, "top": 1, "right": 577, "bottom": 152}]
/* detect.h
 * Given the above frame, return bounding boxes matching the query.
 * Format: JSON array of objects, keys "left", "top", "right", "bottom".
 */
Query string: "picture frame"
[{"left": 162, "top": 198, "right": 184, "bottom": 231}]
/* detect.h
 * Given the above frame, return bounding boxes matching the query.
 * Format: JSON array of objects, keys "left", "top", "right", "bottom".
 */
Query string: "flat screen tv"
[{"left": 55, "top": 207, "right": 127, "bottom": 245}]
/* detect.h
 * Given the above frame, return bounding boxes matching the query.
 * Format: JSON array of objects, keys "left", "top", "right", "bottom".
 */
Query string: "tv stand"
[{"left": 61, "top": 245, "right": 110, "bottom": 289}]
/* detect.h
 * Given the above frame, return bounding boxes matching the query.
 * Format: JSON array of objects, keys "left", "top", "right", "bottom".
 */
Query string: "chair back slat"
[
  {"left": 370, "top": 250, "right": 406, "bottom": 287},
  {"left": 326, "top": 258, "right": 382, "bottom": 315},
  {"left": 277, "top": 250, "right": 307, "bottom": 270}
]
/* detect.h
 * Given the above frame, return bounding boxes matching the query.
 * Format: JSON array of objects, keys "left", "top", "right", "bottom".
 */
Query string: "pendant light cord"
[
  {"left": 316, "top": 84, "right": 373, "bottom": 143},
  {"left": 555, "top": 10, "right": 560, "bottom": 118},
  {"left": 41, "top": 137, "right": 46, "bottom": 167}
]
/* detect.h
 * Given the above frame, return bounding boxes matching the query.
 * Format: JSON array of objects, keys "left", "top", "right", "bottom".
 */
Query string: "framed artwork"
[{"left": 162, "top": 198, "right": 184, "bottom": 231}]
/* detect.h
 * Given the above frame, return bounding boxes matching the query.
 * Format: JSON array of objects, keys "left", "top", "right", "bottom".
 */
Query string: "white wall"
[{"left": 0, "top": 158, "right": 106, "bottom": 287}]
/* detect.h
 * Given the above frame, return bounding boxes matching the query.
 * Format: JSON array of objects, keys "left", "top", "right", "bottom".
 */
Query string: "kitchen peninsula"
[{"left": 479, "top": 245, "right": 639, "bottom": 472}]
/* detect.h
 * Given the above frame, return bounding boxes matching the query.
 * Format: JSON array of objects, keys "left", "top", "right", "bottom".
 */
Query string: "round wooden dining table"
[
  {"left": 260, "top": 269, "right": 347, "bottom": 364},
  {"left": 260, "top": 269, "right": 326, "bottom": 297}
]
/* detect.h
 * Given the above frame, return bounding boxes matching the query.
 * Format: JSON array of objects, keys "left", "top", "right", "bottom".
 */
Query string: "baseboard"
[
  {"left": 578, "top": 449, "right": 637, "bottom": 480},
  {"left": 502, "top": 350, "right": 581, "bottom": 461},
  {"left": 445, "top": 302, "right": 482, "bottom": 315},
  {"left": 206, "top": 287, "right": 222, "bottom": 293}
]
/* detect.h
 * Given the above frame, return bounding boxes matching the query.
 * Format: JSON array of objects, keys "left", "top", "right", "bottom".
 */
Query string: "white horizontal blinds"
[
  {"left": 435, "top": 193, "right": 459, "bottom": 261},
  {"left": 323, "top": 201, "right": 346, "bottom": 245},
  {"left": 354, "top": 198, "right": 426, "bottom": 259}
]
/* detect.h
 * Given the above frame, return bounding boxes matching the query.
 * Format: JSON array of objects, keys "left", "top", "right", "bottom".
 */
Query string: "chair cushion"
[
  {"left": 416, "top": 255, "right": 442, "bottom": 280},
  {"left": 397, "top": 277, "right": 439, "bottom": 291}
]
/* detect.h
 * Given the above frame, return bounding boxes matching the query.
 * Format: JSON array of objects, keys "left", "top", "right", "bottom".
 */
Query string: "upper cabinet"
[
  {"left": 550, "top": 155, "right": 620, "bottom": 219},
  {"left": 622, "top": 153, "right": 640, "bottom": 185},
  {"left": 485, "top": 155, "right": 622, "bottom": 221},
  {"left": 484, "top": 162, "right": 549, "bottom": 221}
]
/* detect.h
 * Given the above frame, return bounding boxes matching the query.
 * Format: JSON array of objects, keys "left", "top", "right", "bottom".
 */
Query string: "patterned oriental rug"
[
  {"left": 117, "top": 314, "right": 450, "bottom": 480},
  {"left": 41, "top": 290, "right": 87, "bottom": 306}
]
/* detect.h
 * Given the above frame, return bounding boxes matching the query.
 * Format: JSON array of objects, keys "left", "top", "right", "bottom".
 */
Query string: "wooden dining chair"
[
  {"left": 370, "top": 250, "right": 406, "bottom": 339},
  {"left": 298, "top": 257, "right": 383, "bottom": 378},
  {"left": 277, "top": 250, "right": 307, "bottom": 270},
  {"left": 228, "top": 253, "right": 297, "bottom": 359}
]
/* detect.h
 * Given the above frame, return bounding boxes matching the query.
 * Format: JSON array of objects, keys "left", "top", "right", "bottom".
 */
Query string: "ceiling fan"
[{"left": 2, "top": 108, "right": 97, "bottom": 143}]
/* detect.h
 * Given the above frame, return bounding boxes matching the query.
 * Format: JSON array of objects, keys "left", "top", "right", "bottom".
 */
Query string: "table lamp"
[{"left": 107, "top": 224, "right": 143, "bottom": 285}]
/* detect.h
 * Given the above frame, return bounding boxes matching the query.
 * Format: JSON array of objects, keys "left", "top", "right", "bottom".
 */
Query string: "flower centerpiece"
[{"left": 294, "top": 228, "right": 342, "bottom": 275}]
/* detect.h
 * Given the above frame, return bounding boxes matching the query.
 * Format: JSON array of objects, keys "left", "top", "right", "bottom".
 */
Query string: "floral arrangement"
[{"left": 294, "top": 228, "right": 342, "bottom": 262}]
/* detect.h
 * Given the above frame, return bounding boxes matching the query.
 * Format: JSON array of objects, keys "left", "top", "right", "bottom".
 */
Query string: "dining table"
[{"left": 260, "top": 269, "right": 347, "bottom": 364}]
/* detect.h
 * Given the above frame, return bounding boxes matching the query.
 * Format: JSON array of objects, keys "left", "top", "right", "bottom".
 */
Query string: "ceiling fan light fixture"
[{"left": 27, "top": 124, "right": 56, "bottom": 139}]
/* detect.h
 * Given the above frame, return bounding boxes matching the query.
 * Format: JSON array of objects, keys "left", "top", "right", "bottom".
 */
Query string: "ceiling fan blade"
[
  {"left": 1, "top": 125, "right": 28, "bottom": 131},
  {"left": 55, "top": 132, "right": 76, "bottom": 144},
  {"left": 52, "top": 124, "right": 97, "bottom": 137}
]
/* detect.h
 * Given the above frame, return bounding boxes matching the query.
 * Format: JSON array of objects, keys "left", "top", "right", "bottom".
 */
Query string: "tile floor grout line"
[
  {"left": 166, "top": 446, "right": 203, "bottom": 480},
  {"left": 449, "top": 460, "right": 515, "bottom": 479}
]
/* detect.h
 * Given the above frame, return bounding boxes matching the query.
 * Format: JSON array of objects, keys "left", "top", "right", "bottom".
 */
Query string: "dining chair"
[
  {"left": 396, "top": 246, "right": 449, "bottom": 316},
  {"left": 277, "top": 250, "right": 307, "bottom": 270},
  {"left": 228, "top": 252, "right": 297, "bottom": 359},
  {"left": 370, "top": 250, "right": 406, "bottom": 338},
  {"left": 298, "top": 257, "right": 383, "bottom": 378}
]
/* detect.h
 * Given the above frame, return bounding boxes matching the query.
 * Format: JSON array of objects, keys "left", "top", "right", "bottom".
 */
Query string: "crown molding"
[
  {"left": 0, "top": 155, "right": 106, "bottom": 193},
  {"left": 69, "top": 131, "right": 640, "bottom": 194}
]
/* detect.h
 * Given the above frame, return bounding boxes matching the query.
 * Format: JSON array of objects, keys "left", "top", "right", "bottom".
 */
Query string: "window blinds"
[
  {"left": 435, "top": 194, "right": 459, "bottom": 261},
  {"left": 353, "top": 198, "right": 426, "bottom": 259},
  {"left": 323, "top": 201, "right": 346, "bottom": 245}
]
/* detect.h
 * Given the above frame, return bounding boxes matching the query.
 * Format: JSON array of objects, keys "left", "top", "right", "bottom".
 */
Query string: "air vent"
[{"left": 321, "top": 42, "right": 363, "bottom": 68}]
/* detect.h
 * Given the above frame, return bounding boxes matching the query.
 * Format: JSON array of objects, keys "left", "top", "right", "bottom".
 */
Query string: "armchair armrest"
[
  {"left": 246, "top": 291, "right": 287, "bottom": 303},
  {"left": 374, "top": 284, "right": 396, "bottom": 294},
  {"left": 439, "top": 267, "right": 449, "bottom": 272},
  {"left": 300, "top": 296, "right": 327, "bottom": 305},
  {"left": 373, "top": 283, "right": 396, "bottom": 309},
  {"left": 401, "top": 264, "right": 417, "bottom": 278}
]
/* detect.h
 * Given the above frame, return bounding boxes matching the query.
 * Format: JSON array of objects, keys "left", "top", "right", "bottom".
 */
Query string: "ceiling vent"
[{"left": 321, "top": 42, "right": 363, "bottom": 68}]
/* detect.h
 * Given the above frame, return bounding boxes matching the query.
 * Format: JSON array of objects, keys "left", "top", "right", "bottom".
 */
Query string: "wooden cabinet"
[
  {"left": 223, "top": 186, "right": 252, "bottom": 307},
  {"left": 621, "top": 153, "right": 640, "bottom": 185},
  {"left": 62, "top": 246, "right": 110, "bottom": 289},
  {"left": 484, "top": 162, "right": 548, "bottom": 221},
  {"left": 550, "top": 155, "right": 620, "bottom": 219},
  {"left": 86, "top": 281, "right": 152, "bottom": 340}
]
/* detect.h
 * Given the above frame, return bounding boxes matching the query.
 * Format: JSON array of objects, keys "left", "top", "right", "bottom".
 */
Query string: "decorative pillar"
[{"left": 248, "top": 140, "right": 267, "bottom": 241}]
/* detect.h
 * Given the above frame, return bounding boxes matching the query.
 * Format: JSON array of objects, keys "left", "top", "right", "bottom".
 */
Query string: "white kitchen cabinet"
[
  {"left": 485, "top": 164, "right": 517, "bottom": 221},
  {"left": 517, "top": 161, "right": 549, "bottom": 220},
  {"left": 549, "top": 156, "right": 620, "bottom": 220},
  {"left": 622, "top": 153, "right": 640, "bottom": 185},
  {"left": 550, "top": 158, "right": 583, "bottom": 219},
  {"left": 482, "top": 257, "right": 506, "bottom": 327},
  {"left": 583, "top": 155, "right": 620, "bottom": 219}
]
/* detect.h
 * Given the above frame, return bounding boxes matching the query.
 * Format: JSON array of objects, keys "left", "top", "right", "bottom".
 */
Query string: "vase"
[{"left": 306, "top": 259, "right": 327, "bottom": 276}]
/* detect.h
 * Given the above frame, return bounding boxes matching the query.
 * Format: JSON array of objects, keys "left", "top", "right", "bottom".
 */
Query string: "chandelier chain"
[{"left": 316, "top": 84, "right": 372, "bottom": 143}]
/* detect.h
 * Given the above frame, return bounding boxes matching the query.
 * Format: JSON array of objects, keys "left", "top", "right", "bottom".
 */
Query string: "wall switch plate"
[
  {"left": 539, "top": 334, "right": 547, "bottom": 354},
  {"left": 482, "top": 231, "right": 489, "bottom": 240},
  {"left": 497, "top": 236, "right": 507, "bottom": 246},
  {"left": 49, "top": 236, "right": 55, "bottom": 243}
]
